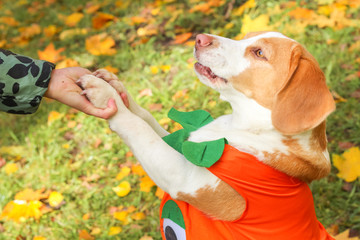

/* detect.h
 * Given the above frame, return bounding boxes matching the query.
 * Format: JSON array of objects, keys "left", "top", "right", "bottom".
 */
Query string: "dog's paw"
[
  {"left": 77, "top": 74, "right": 124, "bottom": 109},
  {"left": 93, "top": 69, "right": 118, "bottom": 82}
]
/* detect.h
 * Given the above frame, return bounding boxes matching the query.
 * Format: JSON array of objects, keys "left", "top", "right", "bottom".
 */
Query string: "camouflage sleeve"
[{"left": 0, "top": 49, "right": 55, "bottom": 114}]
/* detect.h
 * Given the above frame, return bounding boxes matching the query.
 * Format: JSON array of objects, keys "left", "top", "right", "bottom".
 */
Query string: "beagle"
[{"left": 78, "top": 31, "right": 335, "bottom": 240}]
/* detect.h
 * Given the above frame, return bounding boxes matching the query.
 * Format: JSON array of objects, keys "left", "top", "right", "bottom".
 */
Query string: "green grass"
[{"left": 1, "top": 0, "right": 360, "bottom": 239}]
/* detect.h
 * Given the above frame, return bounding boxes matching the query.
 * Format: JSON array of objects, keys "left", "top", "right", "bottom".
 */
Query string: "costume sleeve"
[{"left": 0, "top": 49, "right": 55, "bottom": 114}]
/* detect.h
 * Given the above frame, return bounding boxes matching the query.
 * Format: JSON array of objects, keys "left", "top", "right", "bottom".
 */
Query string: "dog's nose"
[{"left": 196, "top": 34, "right": 213, "bottom": 49}]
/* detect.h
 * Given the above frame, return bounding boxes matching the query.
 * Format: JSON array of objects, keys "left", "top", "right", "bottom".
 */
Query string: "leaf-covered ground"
[{"left": 0, "top": 0, "right": 360, "bottom": 239}]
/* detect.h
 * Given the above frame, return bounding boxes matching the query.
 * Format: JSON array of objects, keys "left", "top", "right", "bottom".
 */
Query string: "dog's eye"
[{"left": 255, "top": 49, "right": 265, "bottom": 58}]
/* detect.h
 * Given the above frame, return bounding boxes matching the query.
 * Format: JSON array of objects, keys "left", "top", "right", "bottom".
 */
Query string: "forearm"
[{"left": 0, "top": 49, "right": 55, "bottom": 114}]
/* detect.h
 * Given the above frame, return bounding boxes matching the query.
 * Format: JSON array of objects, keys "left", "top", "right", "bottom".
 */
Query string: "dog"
[{"left": 78, "top": 31, "right": 336, "bottom": 240}]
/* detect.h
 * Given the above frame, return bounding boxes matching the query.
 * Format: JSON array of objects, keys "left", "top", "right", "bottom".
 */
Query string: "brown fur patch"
[
  {"left": 176, "top": 180, "right": 246, "bottom": 221},
  {"left": 263, "top": 124, "right": 331, "bottom": 182}
]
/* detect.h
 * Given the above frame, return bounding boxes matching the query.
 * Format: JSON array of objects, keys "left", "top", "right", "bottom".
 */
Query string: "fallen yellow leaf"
[
  {"left": 82, "top": 213, "right": 90, "bottom": 220},
  {"left": 113, "top": 181, "right": 131, "bottom": 197},
  {"left": 86, "top": 33, "right": 117, "bottom": 56},
  {"left": 241, "top": 14, "right": 271, "bottom": 34},
  {"left": 131, "top": 164, "right": 147, "bottom": 176},
  {"left": 79, "top": 229, "right": 94, "bottom": 240},
  {"left": 56, "top": 58, "right": 79, "bottom": 69},
  {"left": 131, "top": 212, "right": 146, "bottom": 220},
  {"left": 150, "top": 66, "right": 159, "bottom": 74},
  {"left": 160, "top": 65, "right": 171, "bottom": 73},
  {"left": 140, "top": 236, "right": 154, "bottom": 240},
  {"left": 33, "top": 236, "right": 46, "bottom": 240},
  {"left": 48, "top": 191, "right": 64, "bottom": 207},
  {"left": 15, "top": 188, "right": 49, "bottom": 201},
  {"left": 103, "top": 65, "right": 119, "bottom": 74},
  {"left": 65, "top": 12, "right": 84, "bottom": 27},
  {"left": 90, "top": 227, "right": 101, "bottom": 235},
  {"left": 48, "top": 111, "right": 64, "bottom": 125},
  {"left": 116, "top": 167, "right": 131, "bottom": 180},
  {"left": 334, "top": 229, "right": 359, "bottom": 240},
  {"left": 108, "top": 226, "right": 122, "bottom": 236},
  {"left": 232, "top": 0, "right": 256, "bottom": 16},
  {"left": 333, "top": 147, "right": 360, "bottom": 182},
  {"left": 0, "top": 200, "right": 44, "bottom": 222},
  {"left": 4, "top": 163, "right": 18, "bottom": 175},
  {"left": 37, "top": 43, "right": 65, "bottom": 63},
  {"left": 140, "top": 175, "right": 156, "bottom": 192},
  {"left": 114, "top": 211, "right": 129, "bottom": 224}
]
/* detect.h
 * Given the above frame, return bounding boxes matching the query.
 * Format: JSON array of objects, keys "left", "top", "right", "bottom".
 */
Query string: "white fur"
[{"left": 78, "top": 32, "right": 296, "bottom": 200}]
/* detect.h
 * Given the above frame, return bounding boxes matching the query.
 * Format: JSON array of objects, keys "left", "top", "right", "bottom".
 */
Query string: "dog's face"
[{"left": 194, "top": 31, "right": 335, "bottom": 135}]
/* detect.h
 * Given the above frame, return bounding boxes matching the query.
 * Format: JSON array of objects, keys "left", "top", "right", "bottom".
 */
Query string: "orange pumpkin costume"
[{"left": 160, "top": 108, "right": 333, "bottom": 240}]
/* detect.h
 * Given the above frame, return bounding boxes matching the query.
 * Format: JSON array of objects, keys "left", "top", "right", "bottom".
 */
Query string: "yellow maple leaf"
[
  {"left": 65, "top": 12, "right": 84, "bottom": 27},
  {"left": 4, "top": 163, "right": 18, "bottom": 175},
  {"left": 241, "top": 14, "right": 272, "bottom": 34},
  {"left": 108, "top": 226, "right": 122, "bottom": 236},
  {"left": 86, "top": 33, "right": 117, "bottom": 56},
  {"left": 140, "top": 175, "right": 156, "bottom": 192},
  {"left": 92, "top": 12, "right": 115, "bottom": 29},
  {"left": 48, "top": 191, "right": 64, "bottom": 207},
  {"left": 38, "top": 43, "right": 65, "bottom": 63},
  {"left": 15, "top": 188, "right": 49, "bottom": 201},
  {"left": 113, "top": 181, "right": 131, "bottom": 197},
  {"left": 116, "top": 166, "right": 131, "bottom": 180},
  {"left": 333, "top": 147, "right": 360, "bottom": 182}
]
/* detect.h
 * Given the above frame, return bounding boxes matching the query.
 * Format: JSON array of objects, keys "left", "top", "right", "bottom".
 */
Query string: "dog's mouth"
[{"left": 194, "top": 62, "right": 228, "bottom": 84}]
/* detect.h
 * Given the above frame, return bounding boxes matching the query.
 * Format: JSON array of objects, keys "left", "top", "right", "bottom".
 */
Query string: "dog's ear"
[{"left": 272, "top": 44, "right": 335, "bottom": 135}]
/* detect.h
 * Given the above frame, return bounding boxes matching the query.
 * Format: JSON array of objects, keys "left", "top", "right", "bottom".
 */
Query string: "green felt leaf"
[{"left": 182, "top": 138, "right": 227, "bottom": 168}]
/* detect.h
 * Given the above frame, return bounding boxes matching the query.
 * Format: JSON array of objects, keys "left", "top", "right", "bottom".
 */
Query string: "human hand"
[{"left": 44, "top": 67, "right": 117, "bottom": 119}]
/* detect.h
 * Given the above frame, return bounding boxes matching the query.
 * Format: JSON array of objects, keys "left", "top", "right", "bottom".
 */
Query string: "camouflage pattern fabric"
[{"left": 0, "top": 49, "right": 55, "bottom": 114}]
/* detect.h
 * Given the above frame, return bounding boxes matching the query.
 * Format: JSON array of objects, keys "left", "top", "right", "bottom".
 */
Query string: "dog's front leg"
[{"left": 78, "top": 74, "right": 245, "bottom": 221}]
